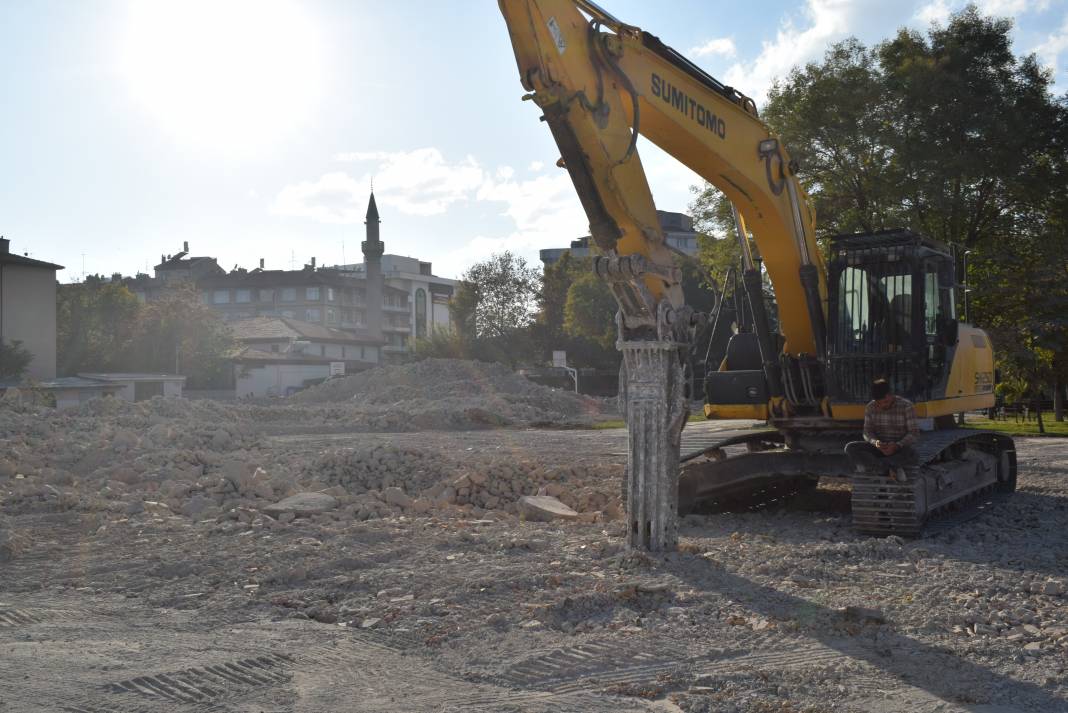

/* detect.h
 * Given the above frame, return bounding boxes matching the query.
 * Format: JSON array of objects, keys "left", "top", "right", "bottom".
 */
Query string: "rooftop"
[
  {"left": 0, "top": 237, "right": 64, "bottom": 270},
  {"left": 0, "top": 377, "right": 123, "bottom": 391},
  {"left": 229, "top": 316, "right": 383, "bottom": 344},
  {"left": 78, "top": 372, "right": 186, "bottom": 382}
]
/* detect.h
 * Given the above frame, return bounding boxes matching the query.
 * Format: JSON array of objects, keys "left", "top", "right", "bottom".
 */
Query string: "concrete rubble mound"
[
  {"left": 0, "top": 385, "right": 622, "bottom": 529},
  {"left": 290, "top": 358, "right": 606, "bottom": 426}
]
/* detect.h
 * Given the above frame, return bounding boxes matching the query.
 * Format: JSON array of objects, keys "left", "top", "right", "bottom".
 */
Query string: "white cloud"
[
  {"left": 438, "top": 168, "right": 587, "bottom": 278},
  {"left": 916, "top": 0, "right": 1049, "bottom": 25},
  {"left": 720, "top": 0, "right": 872, "bottom": 105},
  {"left": 689, "top": 37, "right": 737, "bottom": 59},
  {"left": 915, "top": 0, "right": 953, "bottom": 25},
  {"left": 272, "top": 171, "right": 366, "bottom": 224},
  {"left": 274, "top": 148, "right": 587, "bottom": 276},
  {"left": 528, "top": 160, "right": 545, "bottom": 172},
  {"left": 1034, "top": 14, "right": 1068, "bottom": 85},
  {"left": 275, "top": 148, "right": 485, "bottom": 222},
  {"left": 977, "top": 0, "right": 1049, "bottom": 16}
]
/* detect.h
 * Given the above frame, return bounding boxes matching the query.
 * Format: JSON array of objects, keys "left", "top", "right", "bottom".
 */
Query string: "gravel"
[{"left": 1, "top": 380, "right": 1067, "bottom": 711}]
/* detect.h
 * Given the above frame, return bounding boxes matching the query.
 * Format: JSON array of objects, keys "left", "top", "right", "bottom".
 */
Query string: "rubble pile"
[
  {"left": 303, "top": 444, "right": 621, "bottom": 520},
  {"left": 291, "top": 358, "right": 606, "bottom": 426},
  {"left": 0, "top": 385, "right": 622, "bottom": 532}
]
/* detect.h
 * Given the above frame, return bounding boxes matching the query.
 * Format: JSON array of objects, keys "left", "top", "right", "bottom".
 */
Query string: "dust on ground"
[{"left": 1, "top": 360, "right": 1066, "bottom": 712}]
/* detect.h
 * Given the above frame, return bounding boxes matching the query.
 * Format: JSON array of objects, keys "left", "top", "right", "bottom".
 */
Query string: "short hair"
[{"left": 871, "top": 379, "right": 890, "bottom": 400}]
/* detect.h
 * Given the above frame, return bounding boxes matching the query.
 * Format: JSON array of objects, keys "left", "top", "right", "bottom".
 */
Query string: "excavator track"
[
  {"left": 678, "top": 429, "right": 1016, "bottom": 538},
  {"left": 850, "top": 429, "right": 1016, "bottom": 537}
]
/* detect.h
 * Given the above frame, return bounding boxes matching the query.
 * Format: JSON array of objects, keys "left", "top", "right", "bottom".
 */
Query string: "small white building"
[
  {"left": 78, "top": 373, "right": 186, "bottom": 401},
  {"left": 230, "top": 316, "right": 382, "bottom": 397},
  {"left": 0, "top": 377, "right": 124, "bottom": 409}
]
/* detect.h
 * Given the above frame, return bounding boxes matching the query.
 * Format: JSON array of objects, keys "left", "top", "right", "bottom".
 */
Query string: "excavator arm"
[
  {"left": 499, "top": 0, "right": 827, "bottom": 356},
  {"left": 499, "top": 0, "right": 828, "bottom": 549}
]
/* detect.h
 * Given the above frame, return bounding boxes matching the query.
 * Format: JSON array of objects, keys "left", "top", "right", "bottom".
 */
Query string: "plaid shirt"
[{"left": 863, "top": 396, "right": 919, "bottom": 447}]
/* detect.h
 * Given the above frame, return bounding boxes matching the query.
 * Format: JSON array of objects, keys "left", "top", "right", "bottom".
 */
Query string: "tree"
[
  {"left": 563, "top": 273, "right": 617, "bottom": 349},
  {"left": 0, "top": 339, "right": 33, "bottom": 380},
  {"left": 688, "top": 5, "right": 1067, "bottom": 406},
  {"left": 56, "top": 280, "right": 235, "bottom": 388},
  {"left": 538, "top": 251, "right": 589, "bottom": 341},
  {"left": 56, "top": 278, "right": 142, "bottom": 375},
  {"left": 126, "top": 284, "right": 234, "bottom": 388},
  {"left": 461, "top": 252, "right": 540, "bottom": 340}
]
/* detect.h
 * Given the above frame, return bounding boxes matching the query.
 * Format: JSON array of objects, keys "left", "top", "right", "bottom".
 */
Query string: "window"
[
  {"left": 306, "top": 287, "right": 320, "bottom": 301},
  {"left": 280, "top": 309, "right": 296, "bottom": 318},
  {"left": 235, "top": 289, "right": 251, "bottom": 303},
  {"left": 836, "top": 266, "right": 869, "bottom": 351},
  {"left": 415, "top": 289, "right": 427, "bottom": 338},
  {"left": 306, "top": 308, "right": 321, "bottom": 322},
  {"left": 281, "top": 287, "right": 297, "bottom": 302},
  {"left": 213, "top": 290, "right": 230, "bottom": 304},
  {"left": 326, "top": 308, "right": 337, "bottom": 324},
  {"left": 259, "top": 289, "right": 274, "bottom": 302},
  {"left": 270, "top": 344, "right": 280, "bottom": 353},
  {"left": 201, "top": 292, "right": 211, "bottom": 305},
  {"left": 326, "top": 287, "right": 336, "bottom": 302}
]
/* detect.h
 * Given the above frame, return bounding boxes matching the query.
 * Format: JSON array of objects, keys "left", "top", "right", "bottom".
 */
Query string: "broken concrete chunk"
[
  {"left": 382, "top": 486, "right": 413, "bottom": 510},
  {"left": 264, "top": 492, "right": 338, "bottom": 517},
  {"left": 517, "top": 495, "right": 579, "bottom": 522},
  {"left": 841, "top": 605, "right": 886, "bottom": 624}
]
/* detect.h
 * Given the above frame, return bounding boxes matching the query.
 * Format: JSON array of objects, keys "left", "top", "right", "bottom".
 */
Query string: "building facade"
[
  {"left": 330, "top": 255, "right": 456, "bottom": 343},
  {"left": 229, "top": 316, "right": 381, "bottom": 397},
  {"left": 0, "top": 237, "right": 64, "bottom": 380},
  {"left": 539, "top": 210, "right": 701, "bottom": 266},
  {"left": 124, "top": 192, "right": 450, "bottom": 357}
]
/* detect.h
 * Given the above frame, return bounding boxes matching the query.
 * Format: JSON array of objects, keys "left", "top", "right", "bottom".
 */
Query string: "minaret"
[{"left": 362, "top": 191, "right": 385, "bottom": 343}]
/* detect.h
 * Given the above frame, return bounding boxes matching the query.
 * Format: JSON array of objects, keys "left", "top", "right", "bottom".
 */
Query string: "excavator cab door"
[{"left": 827, "top": 230, "right": 955, "bottom": 404}]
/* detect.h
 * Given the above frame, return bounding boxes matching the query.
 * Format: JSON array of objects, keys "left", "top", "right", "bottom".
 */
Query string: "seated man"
[{"left": 845, "top": 379, "right": 919, "bottom": 482}]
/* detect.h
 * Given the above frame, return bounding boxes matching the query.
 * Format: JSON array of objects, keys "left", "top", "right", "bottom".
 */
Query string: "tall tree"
[
  {"left": 563, "top": 272, "right": 617, "bottom": 350},
  {"left": 460, "top": 252, "right": 540, "bottom": 340},
  {"left": 56, "top": 278, "right": 142, "bottom": 375},
  {"left": 126, "top": 284, "right": 234, "bottom": 388}
]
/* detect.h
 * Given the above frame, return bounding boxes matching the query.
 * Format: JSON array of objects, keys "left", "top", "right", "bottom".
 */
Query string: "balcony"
[{"left": 382, "top": 323, "right": 411, "bottom": 333}]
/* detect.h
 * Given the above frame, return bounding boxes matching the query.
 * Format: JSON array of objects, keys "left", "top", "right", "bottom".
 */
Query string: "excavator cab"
[{"left": 827, "top": 229, "right": 960, "bottom": 405}]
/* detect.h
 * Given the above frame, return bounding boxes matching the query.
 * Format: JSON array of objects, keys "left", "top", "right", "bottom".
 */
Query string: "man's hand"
[{"left": 878, "top": 442, "right": 900, "bottom": 456}]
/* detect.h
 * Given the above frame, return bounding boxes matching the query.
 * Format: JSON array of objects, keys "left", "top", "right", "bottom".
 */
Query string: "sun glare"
[{"left": 118, "top": 0, "right": 324, "bottom": 155}]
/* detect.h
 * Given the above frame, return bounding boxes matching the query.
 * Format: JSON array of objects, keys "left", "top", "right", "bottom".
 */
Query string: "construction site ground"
[{"left": 2, "top": 419, "right": 1067, "bottom": 712}]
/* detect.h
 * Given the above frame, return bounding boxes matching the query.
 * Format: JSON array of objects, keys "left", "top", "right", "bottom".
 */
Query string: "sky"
[{"left": 3, "top": 0, "right": 1066, "bottom": 282}]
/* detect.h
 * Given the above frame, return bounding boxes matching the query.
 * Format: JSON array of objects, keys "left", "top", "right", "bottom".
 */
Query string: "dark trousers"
[{"left": 845, "top": 441, "right": 918, "bottom": 471}]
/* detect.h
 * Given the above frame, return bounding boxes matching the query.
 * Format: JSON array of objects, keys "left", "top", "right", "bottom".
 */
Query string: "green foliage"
[
  {"left": 461, "top": 252, "right": 540, "bottom": 340},
  {"left": 57, "top": 278, "right": 142, "bottom": 374},
  {"left": 127, "top": 284, "right": 235, "bottom": 388},
  {"left": 538, "top": 251, "right": 588, "bottom": 337},
  {"left": 56, "top": 279, "right": 234, "bottom": 388},
  {"left": 0, "top": 338, "right": 33, "bottom": 380},
  {"left": 688, "top": 4, "right": 1067, "bottom": 402},
  {"left": 563, "top": 272, "right": 616, "bottom": 349}
]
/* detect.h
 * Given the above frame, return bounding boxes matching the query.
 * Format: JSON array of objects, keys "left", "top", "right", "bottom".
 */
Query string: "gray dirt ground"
[{"left": 2, "top": 420, "right": 1067, "bottom": 713}]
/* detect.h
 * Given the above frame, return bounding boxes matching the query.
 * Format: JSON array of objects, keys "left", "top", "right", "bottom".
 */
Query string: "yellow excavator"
[{"left": 499, "top": 0, "right": 1016, "bottom": 549}]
